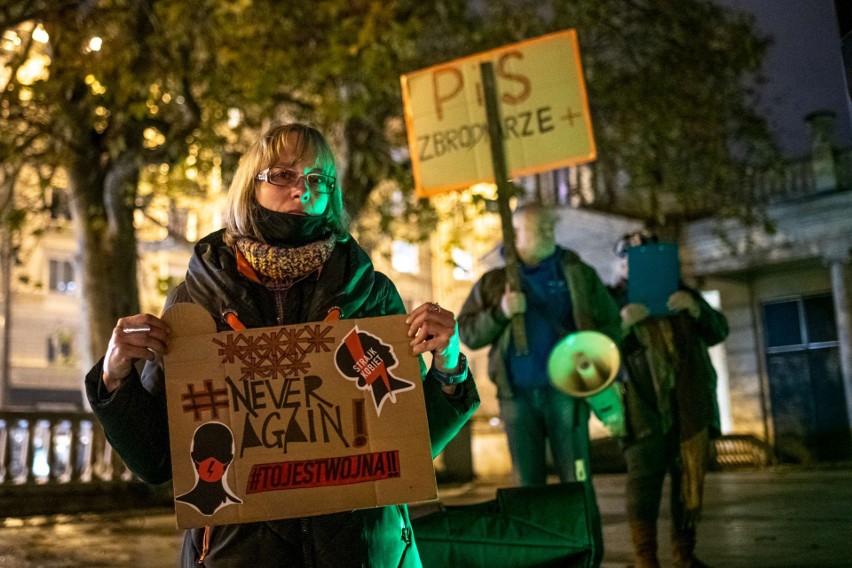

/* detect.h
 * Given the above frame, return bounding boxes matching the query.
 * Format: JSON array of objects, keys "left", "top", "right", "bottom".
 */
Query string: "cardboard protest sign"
[
  {"left": 161, "top": 303, "right": 437, "bottom": 529},
  {"left": 401, "top": 30, "right": 595, "bottom": 197}
]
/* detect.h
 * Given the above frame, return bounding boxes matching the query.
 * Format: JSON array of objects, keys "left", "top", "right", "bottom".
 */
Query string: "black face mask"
[{"left": 253, "top": 203, "right": 331, "bottom": 247}]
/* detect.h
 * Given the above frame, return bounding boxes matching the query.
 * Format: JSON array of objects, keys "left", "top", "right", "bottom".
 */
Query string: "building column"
[
  {"left": 828, "top": 250, "right": 852, "bottom": 432},
  {"left": 0, "top": 227, "right": 11, "bottom": 408}
]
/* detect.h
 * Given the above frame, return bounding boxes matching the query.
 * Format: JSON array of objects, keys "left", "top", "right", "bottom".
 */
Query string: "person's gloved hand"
[
  {"left": 621, "top": 303, "right": 649, "bottom": 328},
  {"left": 500, "top": 284, "right": 526, "bottom": 318},
  {"left": 668, "top": 290, "right": 700, "bottom": 318},
  {"left": 602, "top": 410, "right": 626, "bottom": 438}
]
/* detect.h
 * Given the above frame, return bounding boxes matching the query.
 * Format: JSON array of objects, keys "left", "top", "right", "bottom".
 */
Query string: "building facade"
[{"left": 681, "top": 112, "right": 852, "bottom": 463}]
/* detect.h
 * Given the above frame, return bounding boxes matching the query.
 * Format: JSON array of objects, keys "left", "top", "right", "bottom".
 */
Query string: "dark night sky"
[{"left": 715, "top": 0, "right": 852, "bottom": 157}]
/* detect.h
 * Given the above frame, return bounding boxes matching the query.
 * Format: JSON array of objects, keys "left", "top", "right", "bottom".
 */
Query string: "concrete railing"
[
  {"left": 516, "top": 146, "right": 851, "bottom": 219},
  {"left": 0, "top": 409, "right": 779, "bottom": 519},
  {"left": 713, "top": 434, "right": 777, "bottom": 469},
  {"left": 0, "top": 410, "right": 132, "bottom": 486},
  {"left": 0, "top": 410, "right": 173, "bottom": 517}
]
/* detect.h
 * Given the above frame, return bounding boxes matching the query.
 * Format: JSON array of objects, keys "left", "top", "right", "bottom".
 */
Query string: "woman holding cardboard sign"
[{"left": 85, "top": 122, "right": 479, "bottom": 567}]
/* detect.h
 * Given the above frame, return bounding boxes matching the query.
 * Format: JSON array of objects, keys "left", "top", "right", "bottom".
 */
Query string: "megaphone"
[
  {"left": 548, "top": 331, "right": 626, "bottom": 437},
  {"left": 547, "top": 331, "right": 620, "bottom": 398}
]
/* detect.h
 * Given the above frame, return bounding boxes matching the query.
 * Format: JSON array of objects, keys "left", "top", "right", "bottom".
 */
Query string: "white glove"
[{"left": 667, "top": 291, "right": 700, "bottom": 318}]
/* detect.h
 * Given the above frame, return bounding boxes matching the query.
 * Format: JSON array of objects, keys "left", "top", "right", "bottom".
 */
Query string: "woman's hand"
[
  {"left": 406, "top": 302, "right": 461, "bottom": 373},
  {"left": 102, "top": 314, "right": 171, "bottom": 393}
]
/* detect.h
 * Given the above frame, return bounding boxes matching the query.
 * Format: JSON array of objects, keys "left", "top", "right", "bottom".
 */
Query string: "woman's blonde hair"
[{"left": 223, "top": 122, "right": 350, "bottom": 245}]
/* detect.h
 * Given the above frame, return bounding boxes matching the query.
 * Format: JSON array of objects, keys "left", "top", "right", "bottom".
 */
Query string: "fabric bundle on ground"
[{"left": 412, "top": 482, "right": 600, "bottom": 567}]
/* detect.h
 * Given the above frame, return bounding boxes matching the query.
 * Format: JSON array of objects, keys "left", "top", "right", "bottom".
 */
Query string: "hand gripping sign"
[{"left": 161, "top": 303, "right": 437, "bottom": 529}]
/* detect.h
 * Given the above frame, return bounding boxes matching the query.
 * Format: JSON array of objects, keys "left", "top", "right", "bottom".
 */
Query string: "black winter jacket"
[{"left": 85, "top": 230, "right": 479, "bottom": 567}]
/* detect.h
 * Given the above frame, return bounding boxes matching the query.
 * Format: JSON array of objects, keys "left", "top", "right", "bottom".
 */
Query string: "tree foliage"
[{"left": 0, "top": 0, "right": 774, "bottom": 367}]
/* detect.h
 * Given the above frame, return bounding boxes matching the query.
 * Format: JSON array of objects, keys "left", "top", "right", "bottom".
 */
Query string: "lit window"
[
  {"left": 451, "top": 248, "right": 474, "bottom": 280},
  {"left": 48, "top": 259, "right": 75, "bottom": 293},
  {"left": 47, "top": 329, "right": 74, "bottom": 365},
  {"left": 49, "top": 188, "right": 72, "bottom": 220},
  {"left": 168, "top": 207, "right": 189, "bottom": 239},
  {"left": 391, "top": 240, "right": 419, "bottom": 274}
]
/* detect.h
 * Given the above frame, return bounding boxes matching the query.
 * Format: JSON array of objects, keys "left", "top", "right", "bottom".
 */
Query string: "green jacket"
[
  {"left": 86, "top": 230, "right": 479, "bottom": 568},
  {"left": 458, "top": 247, "right": 621, "bottom": 399}
]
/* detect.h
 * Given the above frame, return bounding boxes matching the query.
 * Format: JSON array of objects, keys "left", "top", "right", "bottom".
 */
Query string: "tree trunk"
[{"left": 69, "top": 151, "right": 140, "bottom": 376}]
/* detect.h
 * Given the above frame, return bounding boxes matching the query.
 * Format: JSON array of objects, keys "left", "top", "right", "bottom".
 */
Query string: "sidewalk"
[{"left": 0, "top": 467, "right": 850, "bottom": 567}]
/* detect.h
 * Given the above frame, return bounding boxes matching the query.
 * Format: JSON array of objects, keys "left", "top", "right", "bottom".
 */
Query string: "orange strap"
[
  {"left": 324, "top": 307, "right": 341, "bottom": 322},
  {"left": 198, "top": 525, "right": 211, "bottom": 564},
  {"left": 224, "top": 310, "right": 246, "bottom": 330},
  {"left": 235, "top": 248, "right": 261, "bottom": 284}
]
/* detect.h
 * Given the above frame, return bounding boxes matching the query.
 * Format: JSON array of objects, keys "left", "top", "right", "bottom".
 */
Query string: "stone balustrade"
[
  {"left": 0, "top": 410, "right": 133, "bottom": 486},
  {"left": 0, "top": 410, "right": 174, "bottom": 517}
]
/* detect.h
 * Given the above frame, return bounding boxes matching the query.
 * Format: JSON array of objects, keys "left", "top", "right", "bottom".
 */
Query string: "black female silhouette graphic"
[{"left": 176, "top": 422, "right": 243, "bottom": 516}]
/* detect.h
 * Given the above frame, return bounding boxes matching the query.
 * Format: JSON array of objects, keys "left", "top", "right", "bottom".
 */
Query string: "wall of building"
[
  {"left": 2, "top": 187, "right": 224, "bottom": 409},
  {"left": 685, "top": 184, "right": 852, "bottom": 455},
  {"left": 8, "top": 290, "right": 80, "bottom": 407},
  {"left": 5, "top": 225, "right": 81, "bottom": 408},
  {"left": 707, "top": 277, "right": 765, "bottom": 438}
]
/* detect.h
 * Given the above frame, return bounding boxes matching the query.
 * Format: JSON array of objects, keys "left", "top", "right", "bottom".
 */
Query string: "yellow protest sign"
[{"left": 401, "top": 30, "right": 595, "bottom": 197}]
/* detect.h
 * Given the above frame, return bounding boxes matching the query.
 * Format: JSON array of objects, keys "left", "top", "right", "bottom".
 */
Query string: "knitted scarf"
[
  {"left": 633, "top": 317, "right": 677, "bottom": 433},
  {"left": 234, "top": 235, "right": 335, "bottom": 291},
  {"left": 634, "top": 315, "right": 710, "bottom": 526}
]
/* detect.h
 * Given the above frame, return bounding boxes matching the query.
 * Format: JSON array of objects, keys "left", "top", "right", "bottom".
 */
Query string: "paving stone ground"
[{"left": 0, "top": 466, "right": 849, "bottom": 567}]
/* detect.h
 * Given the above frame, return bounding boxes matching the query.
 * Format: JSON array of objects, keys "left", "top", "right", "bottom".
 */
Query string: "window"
[
  {"left": 762, "top": 292, "right": 848, "bottom": 461},
  {"left": 763, "top": 301, "right": 802, "bottom": 348},
  {"left": 762, "top": 293, "right": 838, "bottom": 351},
  {"left": 47, "top": 329, "right": 74, "bottom": 365},
  {"left": 803, "top": 295, "right": 838, "bottom": 344},
  {"left": 451, "top": 248, "right": 474, "bottom": 281},
  {"left": 391, "top": 240, "right": 419, "bottom": 274},
  {"left": 49, "top": 188, "right": 72, "bottom": 221},
  {"left": 48, "top": 259, "right": 75, "bottom": 294}
]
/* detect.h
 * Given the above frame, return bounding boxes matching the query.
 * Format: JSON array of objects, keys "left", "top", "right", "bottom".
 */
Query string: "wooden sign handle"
[{"left": 481, "top": 61, "right": 527, "bottom": 356}]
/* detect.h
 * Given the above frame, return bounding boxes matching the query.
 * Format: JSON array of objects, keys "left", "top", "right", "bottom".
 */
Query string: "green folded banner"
[{"left": 413, "top": 482, "right": 601, "bottom": 567}]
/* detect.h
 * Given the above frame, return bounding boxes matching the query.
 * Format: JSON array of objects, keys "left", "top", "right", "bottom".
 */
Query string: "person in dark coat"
[
  {"left": 458, "top": 203, "right": 622, "bottom": 566},
  {"left": 459, "top": 203, "right": 621, "bottom": 485},
  {"left": 85, "top": 122, "right": 479, "bottom": 567},
  {"left": 610, "top": 231, "right": 728, "bottom": 568}
]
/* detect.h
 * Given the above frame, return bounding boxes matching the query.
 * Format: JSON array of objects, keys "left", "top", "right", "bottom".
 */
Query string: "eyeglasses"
[{"left": 256, "top": 167, "right": 336, "bottom": 194}]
